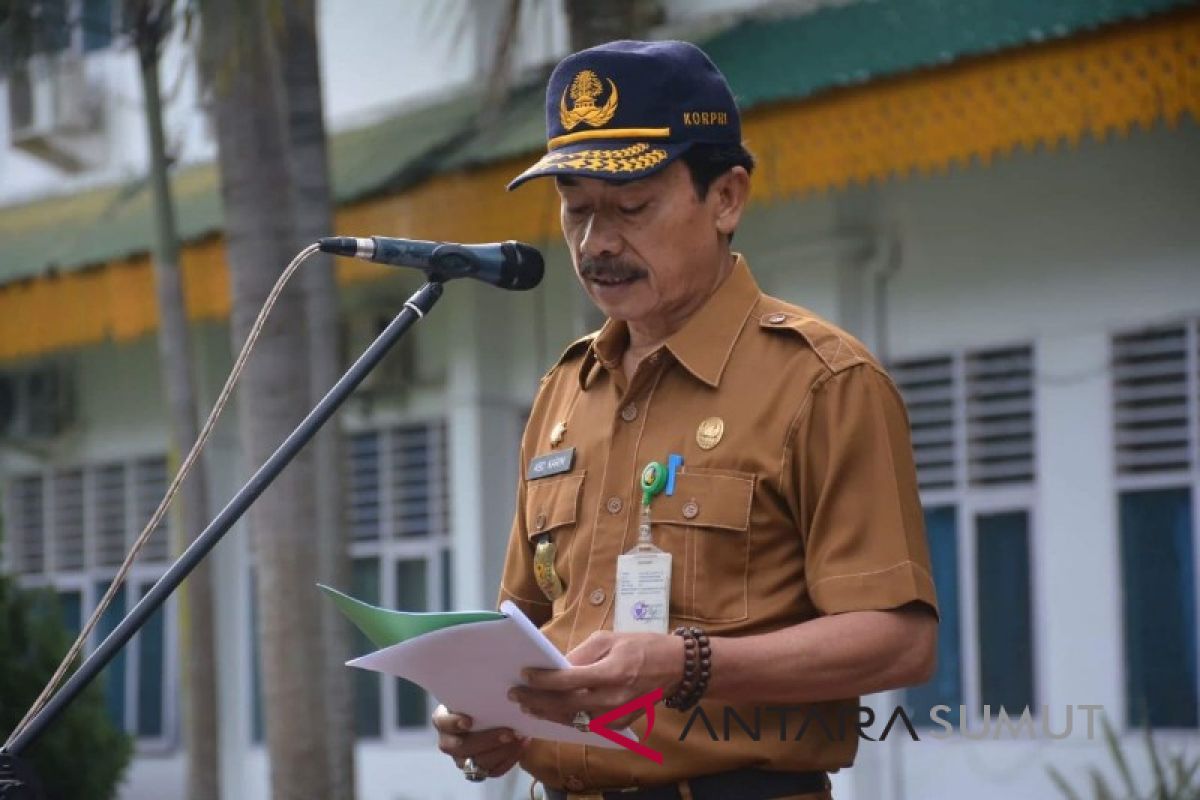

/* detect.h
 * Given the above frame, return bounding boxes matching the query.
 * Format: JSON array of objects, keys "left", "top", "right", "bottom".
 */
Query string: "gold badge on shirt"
[
  {"left": 549, "top": 420, "right": 567, "bottom": 447},
  {"left": 534, "top": 536, "right": 564, "bottom": 600},
  {"left": 696, "top": 417, "right": 724, "bottom": 450}
]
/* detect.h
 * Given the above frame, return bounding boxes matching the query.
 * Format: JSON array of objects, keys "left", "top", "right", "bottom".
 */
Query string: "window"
[
  {"left": 349, "top": 421, "right": 452, "bottom": 735},
  {"left": 1113, "top": 323, "right": 1200, "bottom": 728},
  {"left": 894, "top": 345, "right": 1038, "bottom": 725},
  {"left": 2, "top": 456, "right": 176, "bottom": 747},
  {"left": 248, "top": 420, "right": 452, "bottom": 742},
  {"left": 2, "top": 0, "right": 114, "bottom": 59}
]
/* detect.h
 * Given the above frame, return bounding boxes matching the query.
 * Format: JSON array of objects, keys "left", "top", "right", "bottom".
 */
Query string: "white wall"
[
  {"left": 0, "top": 0, "right": 571, "bottom": 205},
  {"left": 0, "top": 19, "right": 211, "bottom": 205}
]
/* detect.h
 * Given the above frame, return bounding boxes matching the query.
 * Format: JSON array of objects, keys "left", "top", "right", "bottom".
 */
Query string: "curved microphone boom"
[{"left": 318, "top": 236, "right": 544, "bottom": 290}]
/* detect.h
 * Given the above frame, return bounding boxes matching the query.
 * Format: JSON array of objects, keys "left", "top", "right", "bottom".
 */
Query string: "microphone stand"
[{"left": 0, "top": 280, "right": 445, "bottom": 799}]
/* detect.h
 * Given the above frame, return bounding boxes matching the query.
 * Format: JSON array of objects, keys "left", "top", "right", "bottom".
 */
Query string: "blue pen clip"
[{"left": 666, "top": 454, "right": 683, "bottom": 496}]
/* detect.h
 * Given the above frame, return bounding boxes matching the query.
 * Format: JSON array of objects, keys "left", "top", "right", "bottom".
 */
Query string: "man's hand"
[
  {"left": 432, "top": 705, "right": 526, "bottom": 779},
  {"left": 509, "top": 631, "right": 683, "bottom": 730}
]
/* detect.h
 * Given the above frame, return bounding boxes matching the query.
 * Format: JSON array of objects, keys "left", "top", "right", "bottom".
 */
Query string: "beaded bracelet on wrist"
[{"left": 664, "top": 626, "right": 710, "bottom": 711}]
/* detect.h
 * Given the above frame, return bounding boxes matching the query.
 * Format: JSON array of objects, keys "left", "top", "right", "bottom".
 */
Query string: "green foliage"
[
  {"left": 1047, "top": 715, "right": 1200, "bottom": 800},
  {"left": 0, "top": 578, "right": 133, "bottom": 800}
]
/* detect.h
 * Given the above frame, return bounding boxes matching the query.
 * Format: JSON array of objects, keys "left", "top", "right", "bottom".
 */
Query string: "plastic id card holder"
[{"left": 613, "top": 549, "right": 671, "bottom": 634}]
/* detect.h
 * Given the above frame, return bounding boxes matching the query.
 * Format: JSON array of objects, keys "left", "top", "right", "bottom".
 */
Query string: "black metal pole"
[{"left": 3, "top": 280, "right": 444, "bottom": 758}]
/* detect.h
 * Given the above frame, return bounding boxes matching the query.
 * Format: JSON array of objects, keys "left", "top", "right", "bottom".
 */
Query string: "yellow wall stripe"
[{"left": 1, "top": 11, "right": 1196, "bottom": 363}]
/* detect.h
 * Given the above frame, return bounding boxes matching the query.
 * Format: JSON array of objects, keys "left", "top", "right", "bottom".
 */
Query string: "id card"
[{"left": 613, "top": 550, "right": 671, "bottom": 634}]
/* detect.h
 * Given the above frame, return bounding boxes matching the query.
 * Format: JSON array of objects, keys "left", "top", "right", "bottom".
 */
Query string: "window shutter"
[
  {"left": 346, "top": 431, "right": 382, "bottom": 542},
  {"left": 966, "top": 346, "right": 1035, "bottom": 485},
  {"left": 94, "top": 463, "right": 128, "bottom": 568},
  {"left": 892, "top": 356, "right": 957, "bottom": 491},
  {"left": 133, "top": 457, "right": 169, "bottom": 562},
  {"left": 52, "top": 468, "right": 86, "bottom": 571},
  {"left": 9, "top": 475, "right": 46, "bottom": 575},
  {"left": 1112, "top": 325, "right": 1192, "bottom": 475},
  {"left": 390, "top": 422, "right": 449, "bottom": 539}
]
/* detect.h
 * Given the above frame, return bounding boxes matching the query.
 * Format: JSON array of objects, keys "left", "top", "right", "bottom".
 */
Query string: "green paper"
[{"left": 318, "top": 584, "right": 505, "bottom": 649}]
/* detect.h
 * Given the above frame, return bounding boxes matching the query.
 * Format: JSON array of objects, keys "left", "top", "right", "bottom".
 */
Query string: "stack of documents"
[{"left": 321, "top": 586, "right": 633, "bottom": 747}]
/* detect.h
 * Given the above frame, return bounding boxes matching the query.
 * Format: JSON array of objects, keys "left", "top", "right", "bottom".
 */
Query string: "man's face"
[{"left": 556, "top": 160, "right": 741, "bottom": 331}]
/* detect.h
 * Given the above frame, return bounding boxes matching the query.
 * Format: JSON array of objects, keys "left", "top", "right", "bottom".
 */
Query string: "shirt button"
[
  {"left": 682, "top": 501, "right": 700, "bottom": 520},
  {"left": 589, "top": 588, "right": 606, "bottom": 606},
  {"left": 620, "top": 403, "right": 638, "bottom": 422},
  {"left": 648, "top": 351, "right": 661, "bottom": 363},
  {"left": 534, "top": 512, "right": 547, "bottom": 531},
  {"left": 766, "top": 312, "right": 787, "bottom": 324},
  {"left": 606, "top": 496, "right": 623, "bottom": 514},
  {"left": 565, "top": 776, "right": 586, "bottom": 792}
]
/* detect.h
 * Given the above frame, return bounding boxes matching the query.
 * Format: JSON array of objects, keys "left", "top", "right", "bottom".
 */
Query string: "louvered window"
[
  {"left": 391, "top": 423, "right": 449, "bottom": 539},
  {"left": 94, "top": 463, "right": 128, "bottom": 567},
  {"left": 1112, "top": 325, "right": 1193, "bottom": 475},
  {"left": 892, "top": 356, "right": 957, "bottom": 491},
  {"left": 52, "top": 468, "right": 86, "bottom": 571},
  {"left": 894, "top": 344, "right": 1037, "bottom": 731},
  {"left": 1113, "top": 322, "right": 1199, "bottom": 729},
  {"left": 893, "top": 346, "right": 1036, "bottom": 490},
  {"left": 133, "top": 457, "right": 170, "bottom": 562},
  {"left": 347, "top": 431, "right": 382, "bottom": 542},
  {"left": 966, "top": 346, "right": 1035, "bottom": 485},
  {"left": 2, "top": 455, "right": 175, "bottom": 746},
  {"left": 343, "top": 422, "right": 450, "bottom": 543},
  {"left": 264, "top": 419, "right": 452, "bottom": 742},
  {"left": 4, "top": 458, "right": 172, "bottom": 574},
  {"left": 9, "top": 475, "right": 45, "bottom": 575}
]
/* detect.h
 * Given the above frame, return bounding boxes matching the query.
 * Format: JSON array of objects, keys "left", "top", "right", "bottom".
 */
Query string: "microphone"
[{"left": 318, "top": 236, "right": 544, "bottom": 291}]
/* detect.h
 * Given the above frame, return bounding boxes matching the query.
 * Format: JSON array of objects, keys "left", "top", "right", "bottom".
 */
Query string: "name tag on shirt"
[{"left": 526, "top": 447, "right": 575, "bottom": 480}]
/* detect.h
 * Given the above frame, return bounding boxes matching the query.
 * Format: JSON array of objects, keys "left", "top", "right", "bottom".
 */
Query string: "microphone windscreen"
[{"left": 501, "top": 242, "right": 545, "bottom": 291}]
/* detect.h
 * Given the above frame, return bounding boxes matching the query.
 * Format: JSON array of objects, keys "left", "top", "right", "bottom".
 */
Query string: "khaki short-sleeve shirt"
[{"left": 499, "top": 256, "right": 937, "bottom": 792}]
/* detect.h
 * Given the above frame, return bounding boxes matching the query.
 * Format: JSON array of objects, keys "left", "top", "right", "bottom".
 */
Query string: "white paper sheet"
[{"left": 347, "top": 600, "right": 635, "bottom": 747}]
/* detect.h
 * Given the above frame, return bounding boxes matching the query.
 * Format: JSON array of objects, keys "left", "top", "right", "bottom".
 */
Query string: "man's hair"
[{"left": 680, "top": 142, "right": 756, "bottom": 199}]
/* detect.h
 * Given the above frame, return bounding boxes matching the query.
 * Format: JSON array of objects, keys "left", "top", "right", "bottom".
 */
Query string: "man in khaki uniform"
[{"left": 435, "top": 40, "right": 938, "bottom": 800}]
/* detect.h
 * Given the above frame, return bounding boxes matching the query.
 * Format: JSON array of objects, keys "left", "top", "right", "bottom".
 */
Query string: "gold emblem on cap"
[
  {"left": 560, "top": 70, "right": 619, "bottom": 131},
  {"left": 550, "top": 421, "right": 567, "bottom": 447},
  {"left": 696, "top": 417, "right": 724, "bottom": 450}
]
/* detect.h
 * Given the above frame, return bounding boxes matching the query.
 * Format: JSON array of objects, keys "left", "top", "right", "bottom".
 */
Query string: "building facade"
[{"left": 1, "top": 1, "right": 1198, "bottom": 798}]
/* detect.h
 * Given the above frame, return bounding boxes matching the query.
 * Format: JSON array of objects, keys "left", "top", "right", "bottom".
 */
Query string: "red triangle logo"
[{"left": 587, "top": 687, "right": 664, "bottom": 764}]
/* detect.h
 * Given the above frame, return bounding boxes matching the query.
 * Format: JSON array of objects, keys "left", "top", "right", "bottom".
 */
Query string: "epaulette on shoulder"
[
  {"left": 539, "top": 331, "right": 599, "bottom": 385},
  {"left": 757, "top": 306, "right": 871, "bottom": 374}
]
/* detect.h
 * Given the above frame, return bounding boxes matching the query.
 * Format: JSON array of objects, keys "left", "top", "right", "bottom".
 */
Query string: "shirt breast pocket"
[
  {"left": 651, "top": 468, "right": 755, "bottom": 624},
  {"left": 524, "top": 473, "right": 585, "bottom": 614}
]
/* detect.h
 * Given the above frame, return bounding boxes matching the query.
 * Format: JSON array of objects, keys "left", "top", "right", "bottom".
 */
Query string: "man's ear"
[{"left": 712, "top": 166, "right": 751, "bottom": 237}]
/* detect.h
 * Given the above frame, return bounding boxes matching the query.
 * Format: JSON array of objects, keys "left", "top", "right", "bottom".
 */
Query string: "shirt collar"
[{"left": 577, "top": 254, "right": 761, "bottom": 390}]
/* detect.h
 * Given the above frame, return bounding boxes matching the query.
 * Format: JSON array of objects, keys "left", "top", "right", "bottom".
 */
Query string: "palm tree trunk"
[
  {"left": 198, "top": 1, "right": 332, "bottom": 797},
  {"left": 563, "top": 0, "right": 660, "bottom": 49},
  {"left": 275, "top": 1, "right": 355, "bottom": 795},
  {"left": 131, "top": 4, "right": 220, "bottom": 798}
]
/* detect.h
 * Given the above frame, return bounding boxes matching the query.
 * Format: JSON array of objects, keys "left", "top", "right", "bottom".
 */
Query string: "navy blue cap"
[{"left": 507, "top": 40, "right": 741, "bottom": 190}]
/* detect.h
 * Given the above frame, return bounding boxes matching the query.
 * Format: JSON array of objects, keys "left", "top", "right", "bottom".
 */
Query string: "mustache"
[{"left": 579, "top": 257, "right": 646, "bottom": 281}]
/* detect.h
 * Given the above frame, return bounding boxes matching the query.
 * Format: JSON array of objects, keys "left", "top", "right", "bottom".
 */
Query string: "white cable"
[{"left": 5, "top": 243, "right": 321, "bottom": 750}]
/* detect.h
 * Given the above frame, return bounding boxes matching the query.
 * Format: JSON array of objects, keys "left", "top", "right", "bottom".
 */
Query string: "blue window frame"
[
  {"left": 395, "top": 558, "right": 429, "bottom": 729},
  {"left": 95, "top": 579, "right": 128, "bottom": 728},
  {"left": 1120, "top": 488, "right": 1197, "bottom": 728},
  {"left": 352, "top": 557, "right": 382, "bottom": 738},
  {"left": 907, "top": 506, "right": 962, "bottom": 726},
  {"left": 135, "top": 581, "right": 166, "bottom": 738},
  {"left": 975, "top": 510, "right": 1036, "bottom": 714}
]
